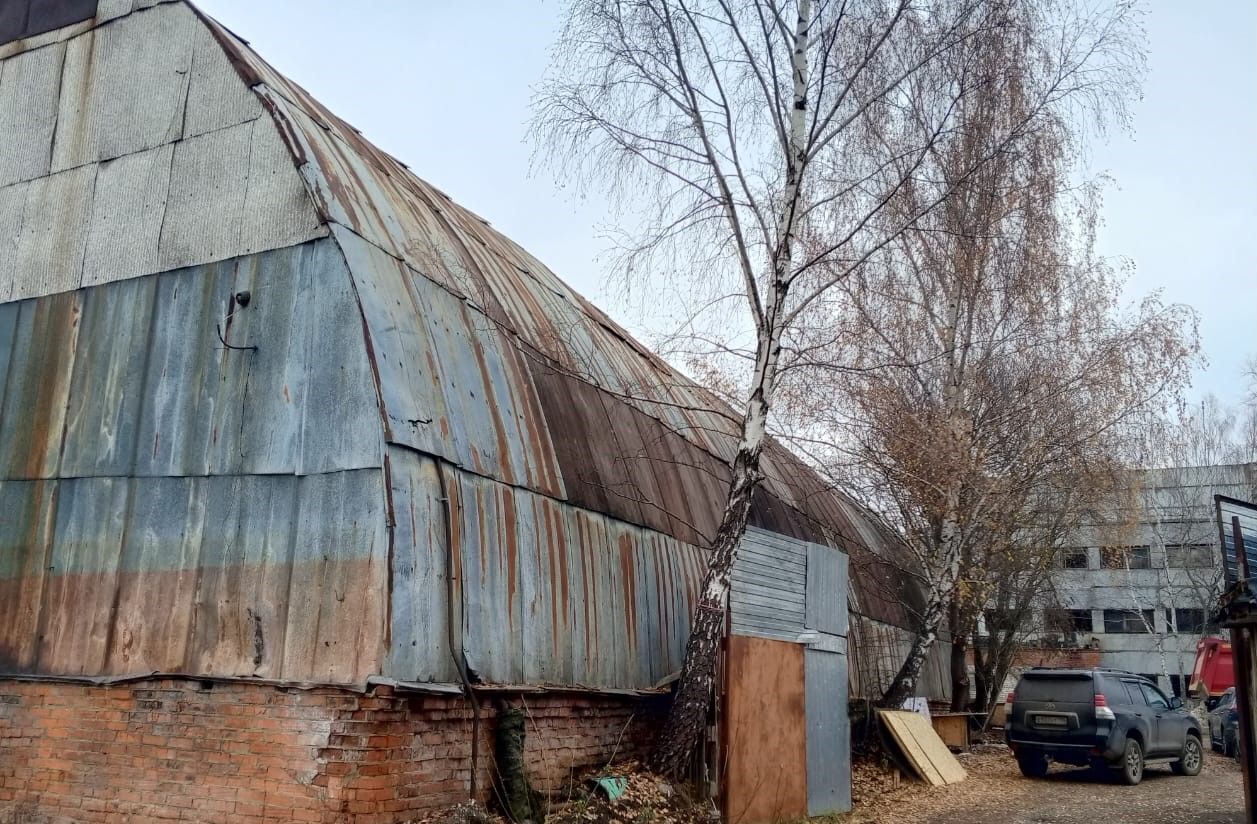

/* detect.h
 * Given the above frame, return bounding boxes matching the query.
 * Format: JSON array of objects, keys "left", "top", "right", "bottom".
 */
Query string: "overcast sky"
[{"left": 197, "top": 1, "right": 1257, "bottom": 407}]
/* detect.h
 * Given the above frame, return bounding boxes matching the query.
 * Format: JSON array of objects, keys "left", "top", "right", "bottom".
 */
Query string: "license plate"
[{"left": 1035, "top": 716, "right": 1067, "bottom": 727}]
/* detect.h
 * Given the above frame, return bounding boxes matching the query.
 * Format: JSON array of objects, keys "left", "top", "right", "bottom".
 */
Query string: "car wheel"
[
  {"left": 1017, "top": 752, "right": 1049, "bottom": 778},
  {"left": 1120, "top": 739, "right": 1144, "bottom": 785},
  {"left": 1172, "top": 735, "right": 1203, "bottom": 776}
]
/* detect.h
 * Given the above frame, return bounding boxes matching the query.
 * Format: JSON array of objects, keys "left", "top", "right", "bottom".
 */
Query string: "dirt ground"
[{"left": 838, "top": 744, "right": 1245, "bottom": 824}]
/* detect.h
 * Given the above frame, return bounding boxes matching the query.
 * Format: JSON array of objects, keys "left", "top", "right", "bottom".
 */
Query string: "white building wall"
[{"left": 1043, "top": 463, "right": 1257, "bottom": 695}]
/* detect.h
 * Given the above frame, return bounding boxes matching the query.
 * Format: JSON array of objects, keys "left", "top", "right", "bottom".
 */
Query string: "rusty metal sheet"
[
  {"left": 332, "top": 225, "right": 563, "bottom": 497},
  {"left": 0, "top": 469, "right": 387, "bottom": 684},
  {"left": 0, "top": 39, "right": 63, "bottom": 186},
  {"left": 286, "top": 468, "right": 389, "bottom": 683},
  {"left": 445, "top": 463, "right": 705, "bottom": 688},
  {"left": 0, "top": 239, "right": 379, "bottom": 479},
  {"left": 58, "top": 275, "right": 157, "bottom": 476},
  {"left": 0, "top": 291, "right": 81, "bottom": 479},
  {"left": 36, "top": 476, "right": 130, "bottom": 675},
  {"left": 51, "top": 2, "right": 193, "bottom": 172},
  {"left": 383, "top": 449, "right": 458, "bottom": 684},
  {"left": 185, "top": 474, "right": 294, "bottom": 679},
  {"left": 0, "top": 479, "right": 58, "bottom": 673}
]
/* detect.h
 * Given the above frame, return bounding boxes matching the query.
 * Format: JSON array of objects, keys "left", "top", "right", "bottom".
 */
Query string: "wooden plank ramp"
[{"left": 877, "top": 710, "right": 967, "bottom": 786}]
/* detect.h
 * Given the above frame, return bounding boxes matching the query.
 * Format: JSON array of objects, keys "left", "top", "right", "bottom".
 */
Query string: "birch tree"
[
  {"left": 533, "top": 0, "right": 1065, "bottom": 774},
  {"left": 763, "top": 0, "right": 1198, "bottom": 707}
]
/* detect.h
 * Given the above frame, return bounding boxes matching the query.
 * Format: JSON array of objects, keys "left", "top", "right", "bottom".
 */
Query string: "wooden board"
[
  {"left": 878, "top": 710, "right": 967, "bottom": 786},
  {"left": 724, "top": 635, "right": 808, "bottom": 824},
  {"left": 930, "top": 713, "right": 971, "bottom": 750}
]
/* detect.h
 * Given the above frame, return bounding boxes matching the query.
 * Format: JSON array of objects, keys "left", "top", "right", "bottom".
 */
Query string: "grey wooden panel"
[
  {"left": 0, "top": 179, "right": 27, "bottom": 302},
  {"left": 731, "top": 527, "right": 808, "bottom": 639},
  {"left": 807, "top": 543, "right": 849, "bottom": 636},
  {"left": 183, "top": 18, "right": 263, "bottom": 138},
  {"left": 157, "top": 121, "right": 251, "bottom": 269}
]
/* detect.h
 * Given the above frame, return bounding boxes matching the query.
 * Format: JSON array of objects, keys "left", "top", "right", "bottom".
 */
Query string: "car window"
[
  {"left": 1140, "top": 683, "right": 1169, "bottom": 710},
  {"left": 1122, "top": 681, "right": 1147, "bottom": 706}
]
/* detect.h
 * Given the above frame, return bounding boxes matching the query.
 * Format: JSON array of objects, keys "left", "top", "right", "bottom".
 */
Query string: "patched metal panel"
[
  {"left": 183, "top": 18, "right": 263, "bottom": 138},
  {"left": 157, "top": 121, "right": 252, "bottom": 268},
  {"left": 11, "top": 163, "right": 96, "bottom": 297},
  {"left": 0, "top": 478, "right": 57, "bottom": 672},
  {"left": 807, "top": 542, "right": 849, "bottom": 636},
  {"left": 383, "top": 448, "right": 457, "bottom": 684},
  {"left": 0, "top": 40, "right": 64, "bottom": 186},
  {"left": 281, "top": 468, "right": 389, "bottom": 684},
  {"left": 731, "top": 527, "right": 808, "bottom": 641},
  {"left": 58, "top": 276, "right": 157, "bottom": 476},
  {"left": 0, "top": 291, "right": 82, "bottom": 479},
  {"left": 333, "top": 226, "right": 564, "bottom": 498},
  {"left": 81, "top": 143, "right": 172, "bottom": 287},
  {"left": 805, "top": 648, "right": 851, "bottom": 815},
  {"left": 51, "top": 2, "right": 194, "bottom": 172}
]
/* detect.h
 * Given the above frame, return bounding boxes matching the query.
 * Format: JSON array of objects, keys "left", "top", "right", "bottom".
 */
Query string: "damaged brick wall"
[{"left": 0, "top": 678, "right": 666, "bottom": 824}]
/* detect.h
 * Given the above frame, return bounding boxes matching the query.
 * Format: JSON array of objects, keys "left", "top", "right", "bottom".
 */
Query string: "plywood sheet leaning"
[{"left": 877, "top": 710, "right": 967, "bottom": 786}]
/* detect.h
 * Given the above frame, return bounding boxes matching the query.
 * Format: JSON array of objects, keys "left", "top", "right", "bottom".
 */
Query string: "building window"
[
  {"left": 984, "top": 609, "right": 1017, "bottom": 634},
  {"left": 1101, "top": 545, "right": 1151, "bottom": 570},
  {"left": 1046, "top": 608, "right": 1094, "bottom": 633},
  {"left": 1174, "top": 608, "right": 1207, "bottom": 634},
  {"left": 1102, "top": 609, "right": 1154, "bottom": 634},
  {"left": 1166, "top": 544, "right": 1215, "bottom": 569},
  {"left": 1058, "top": 548, "right": 1089, "bottom": 569}
]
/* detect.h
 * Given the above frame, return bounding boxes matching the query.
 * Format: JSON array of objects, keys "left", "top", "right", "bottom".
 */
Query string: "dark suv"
[{"left": 1005, "top": 667, "right": 1203, "bottom": 784}]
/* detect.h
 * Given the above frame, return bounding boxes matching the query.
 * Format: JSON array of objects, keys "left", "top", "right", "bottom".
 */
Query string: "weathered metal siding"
[
  {"left": 806, "top": 541, "right": 849, "bottom": 637},
  {"left": 805, "top": 648, "right": 851, "bottom": 815},
  {"left": 443, "top": 460, "right": 707, "bottom": 688},
  {"left": 1219, "top": 495, "right": 1257, "bottom": 585},
  {"left": 0, "top": 0, "right": 324, "bottom": 304},
  {"left": 0, "top": 239, "right": 381, "bottom": 480},
  {"left": 0, "top": 469, "right": 388, "bottom": 683},
  {"left": 0, "top": 236, "right": 388, "bottom": 683}
]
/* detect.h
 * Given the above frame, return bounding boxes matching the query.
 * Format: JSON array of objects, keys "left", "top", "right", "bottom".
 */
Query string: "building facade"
[{"left": 1039, "top": 463, "right": 1257, "bottom": 696}]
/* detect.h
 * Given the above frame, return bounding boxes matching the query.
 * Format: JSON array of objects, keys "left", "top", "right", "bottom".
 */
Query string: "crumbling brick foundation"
[{"left": 0, "top": 678, "right": 666, "bottom": 824}]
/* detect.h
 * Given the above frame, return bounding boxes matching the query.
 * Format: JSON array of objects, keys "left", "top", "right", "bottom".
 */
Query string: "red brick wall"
[{"left": 0, "top": 678, "right": 665, "bottom": 824}]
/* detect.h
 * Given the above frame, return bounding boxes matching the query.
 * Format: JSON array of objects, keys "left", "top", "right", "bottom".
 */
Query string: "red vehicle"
[{"left": 1189, "top": 637, "right": 1235, "bottom": 706}]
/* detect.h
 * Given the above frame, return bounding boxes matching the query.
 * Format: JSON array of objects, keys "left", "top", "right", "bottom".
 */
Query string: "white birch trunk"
[{"left": 650, "top": 0, "right": 813, "bottom": 777}]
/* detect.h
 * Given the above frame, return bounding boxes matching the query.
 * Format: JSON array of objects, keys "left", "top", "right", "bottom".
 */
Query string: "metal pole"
[{"left": 1228, "top": 516, "right": 1257, "bottom": 818}]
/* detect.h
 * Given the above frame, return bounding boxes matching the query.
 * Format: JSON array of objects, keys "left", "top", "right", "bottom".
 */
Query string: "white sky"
[{"left": 196, "top": 0, "right": 1257, "bottom": 406}]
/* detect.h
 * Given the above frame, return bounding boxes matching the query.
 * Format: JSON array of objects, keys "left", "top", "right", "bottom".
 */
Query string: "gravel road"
[{"left": 841, "top": 745, "right": 1245, "bottom": 824}]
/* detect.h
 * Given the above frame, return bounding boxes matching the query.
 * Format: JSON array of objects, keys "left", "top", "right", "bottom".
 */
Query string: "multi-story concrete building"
[{"left": 1042, "top": 463, "right": 1257, "bottom": 696}]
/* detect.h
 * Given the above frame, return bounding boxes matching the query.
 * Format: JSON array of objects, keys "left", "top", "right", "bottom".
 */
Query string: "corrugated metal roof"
[{"left": 0, "top": 2, "right": 937, "bottom": 693}]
